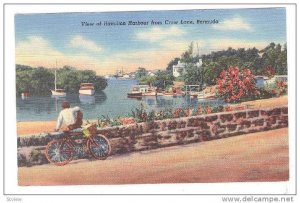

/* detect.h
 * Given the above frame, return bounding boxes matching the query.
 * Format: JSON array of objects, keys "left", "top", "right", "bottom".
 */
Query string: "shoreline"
[{"left": 17, "top": 95, "right": 288, "bottom": 136}]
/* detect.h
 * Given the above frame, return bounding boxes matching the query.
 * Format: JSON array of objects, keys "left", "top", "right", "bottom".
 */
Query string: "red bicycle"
[{"left": 45, "top": 126, "right": 111, "bottom": 166}]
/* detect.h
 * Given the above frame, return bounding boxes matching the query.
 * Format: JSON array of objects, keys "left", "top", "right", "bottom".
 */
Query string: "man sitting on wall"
[{"left": 55, "top": 101, "right": 83, "bottom": 131}]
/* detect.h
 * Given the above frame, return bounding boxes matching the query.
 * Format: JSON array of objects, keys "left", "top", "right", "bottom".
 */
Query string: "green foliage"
[
  {"left": 166, "top": 57, "right": 180, "bottom": 73},
  {"left": 154, "top": 70, "right": 175, "bottom": 89},
  {"left": 183, "top": 64, "right": 202, "bottom": 86},
  {"left": 129, "top": 103, "right": 148, "bottom": 122},
  {"left": 139, "top": 75, "right": 156, "bottom": 86},
  {"left": 16, "top": 64, "right": 107, "bottom": 96},
  {"left": 135, "top": 67, "right": 148, "bottom": 79},
  {"left": 181, "top": 42, "right": 195, "bottom": 64},
  {"left": 202, "top": 61, "right": 223, "bottom": 85},
  {"left": 196, "top": 42, "right": 287, "bottom": 85}
]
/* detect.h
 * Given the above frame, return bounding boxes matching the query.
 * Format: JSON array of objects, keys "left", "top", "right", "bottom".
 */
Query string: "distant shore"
[{"left": 17, "top": 95, "right": 288, "bottom": 136}]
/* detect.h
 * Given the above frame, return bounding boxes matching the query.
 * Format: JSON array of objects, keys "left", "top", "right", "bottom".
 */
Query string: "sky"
[{"left": 15, "top": 8, "right": 286, "bottom": 75}]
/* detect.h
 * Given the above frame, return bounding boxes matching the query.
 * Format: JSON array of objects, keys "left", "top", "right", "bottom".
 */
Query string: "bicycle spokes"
[
  {"left": 88, "top": 135, "right": 111, "bottom": 160},
  {"left": 45, "top": 140, "right": 74, "bottom": 166}
]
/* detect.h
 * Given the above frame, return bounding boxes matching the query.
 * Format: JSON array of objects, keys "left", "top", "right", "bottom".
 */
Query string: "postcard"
[{"left": 6, "top": 4, "right": 295, "bottom": 195}]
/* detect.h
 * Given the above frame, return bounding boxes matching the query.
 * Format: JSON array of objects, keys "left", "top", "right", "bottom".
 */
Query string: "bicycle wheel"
[
  {"left": 45, "top": 139, "right": 74, "bottom": 166},
  {"left": 88, "top": 135, "right": 111, "bottom": 160}
]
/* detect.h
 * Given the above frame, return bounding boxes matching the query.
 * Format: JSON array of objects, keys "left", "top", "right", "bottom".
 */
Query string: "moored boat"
[
  {"left": 79, "top": 83, "right": 95, "bottom": 95},
  {"left": 51, "top": 89, "right": 67, "bottom": 97},
  {"left": 21, "top": 91, "right": 30, "bottom": 99},
  {"left": 51, "top": 69, "right": 66, "bottom": 97},
  {"left": 127, "top": 85, "right": 161, "bottom": 97}
]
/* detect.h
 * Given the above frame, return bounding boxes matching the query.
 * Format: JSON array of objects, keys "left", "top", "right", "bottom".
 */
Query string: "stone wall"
[{"left": 17, "top": 106, "right": 288, "bottom": 167}]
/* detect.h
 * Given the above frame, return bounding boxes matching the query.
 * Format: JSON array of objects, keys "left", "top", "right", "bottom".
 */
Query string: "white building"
[
  {"left": 172, "top": 59, "right": 202, "bottom": 78},
  {"left": 147, "top": 71, "right": 156, "bottom": 77}
]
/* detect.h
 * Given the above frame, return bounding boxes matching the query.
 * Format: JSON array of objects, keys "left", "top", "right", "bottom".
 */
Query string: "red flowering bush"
[
  {"left": 264, "top": 80, "right": 287, "bottom": 97},
  {"left": 262, "top": 66, "right": 276, "bottom": 78},
  {"left": 216, "top": 66, "right": 259, "bottom": 103},
  {"left": 276, "top": 80, "right": 287, "bottom": 96}
]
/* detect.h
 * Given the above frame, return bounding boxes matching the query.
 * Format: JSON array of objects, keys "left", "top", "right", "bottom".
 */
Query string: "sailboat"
[{"left": 51, "top": 68, "right": 66, "bottom": 97}]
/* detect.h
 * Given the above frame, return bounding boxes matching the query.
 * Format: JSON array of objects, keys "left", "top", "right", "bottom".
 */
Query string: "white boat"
[
  {"left": 79, "top": 83, "right": 95, "bottom": 95},
  {"left": 128, "top": 85, "right": 162, "bottom": 97},
  {"left": 51, "top": 69, "right": 66, "bottom": 97}
]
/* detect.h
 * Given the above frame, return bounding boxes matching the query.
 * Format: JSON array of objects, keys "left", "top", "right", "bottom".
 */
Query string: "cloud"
[
  {"left": 15, "top": 36, "right": 101, "bottom": 70},
  {"left": 212, "top": 17, "right": 252, "bottom": 31},
  {"left": 136, "top": 26, "right": 186, "bottom": 42},
  {"left": 16, "top": 36, "right": 63, "bottom": 58},
  {"left": 69, "top": 35, "right": 103, "bottom": 52},
  {"left": 16, "top": 36, "right": 278, "bottom": 75}
]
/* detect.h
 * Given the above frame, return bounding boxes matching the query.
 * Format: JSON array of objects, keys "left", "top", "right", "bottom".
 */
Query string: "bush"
[
  {"left": 263, "top": 81, "right": 288, "bottom": 97},
  {"left": 216, "top": 66, "right": 259, "bottom": 103}
]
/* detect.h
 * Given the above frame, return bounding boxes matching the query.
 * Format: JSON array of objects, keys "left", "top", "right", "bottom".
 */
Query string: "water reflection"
[
  {"left": 16, "top": 79, "right": 223, "bottom": 121},
  {"left": 79, "top": 94, "right": 96, "bottom": 105}
]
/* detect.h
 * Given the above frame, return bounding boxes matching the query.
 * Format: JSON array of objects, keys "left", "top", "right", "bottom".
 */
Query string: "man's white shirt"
[{"left": 56, "top": 106, "right": 80, "bottom": 130}]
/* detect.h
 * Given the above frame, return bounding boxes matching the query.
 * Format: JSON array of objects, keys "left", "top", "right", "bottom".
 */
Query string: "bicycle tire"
[
  {"left": 88, "top": 135, "right": 111, "bottom": 160},
  {"left": 45, "top": 139, "right": 74, "bottom": 166}
]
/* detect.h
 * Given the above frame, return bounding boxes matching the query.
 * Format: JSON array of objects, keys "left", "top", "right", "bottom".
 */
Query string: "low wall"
[{"left": 18, "top": 106, "right": 288, "bottom": 167}]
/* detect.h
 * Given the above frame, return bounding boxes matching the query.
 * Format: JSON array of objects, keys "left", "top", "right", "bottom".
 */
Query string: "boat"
[
  {"left": 21, "top": 91, "right": 29, "bottom": 99},
  {"left": 51, "top": 69, "right": 66, "bottom": 97},
  {"left": 127, "top": 85, "right": 144, "bottom": 98},
  {"left": 79, "top": 83, "right": 95, "bottom": 95},
  {"left": 127, "top": 85, "right": 162, "bottom": 97}
]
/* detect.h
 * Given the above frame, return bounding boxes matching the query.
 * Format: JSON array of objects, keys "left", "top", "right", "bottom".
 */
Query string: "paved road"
[{"left": 18, "top": 128, "right": 288, "bottom": 186}]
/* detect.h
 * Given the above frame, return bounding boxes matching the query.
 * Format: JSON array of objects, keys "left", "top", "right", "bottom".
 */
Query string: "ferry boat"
[
  {"left": 51, "top": 69, "right": 66, "bottom": 97},
  {"left": 79, "top": 83, "right": 95, "bottom": 95}
]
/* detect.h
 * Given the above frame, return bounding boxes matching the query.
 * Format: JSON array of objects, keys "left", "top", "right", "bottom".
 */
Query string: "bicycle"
[{"left": 45, "top": 124, "right": 111, "bottom": 166}]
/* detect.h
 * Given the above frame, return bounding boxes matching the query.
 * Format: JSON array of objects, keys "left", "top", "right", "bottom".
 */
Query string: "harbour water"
[{"left": 16, "top": 79, "right": 224, "bottom": 121}]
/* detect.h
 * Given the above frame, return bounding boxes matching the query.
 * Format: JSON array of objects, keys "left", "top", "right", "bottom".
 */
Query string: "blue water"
[{"left": 16, "top": 79, "right": 224, "bottom": 121}]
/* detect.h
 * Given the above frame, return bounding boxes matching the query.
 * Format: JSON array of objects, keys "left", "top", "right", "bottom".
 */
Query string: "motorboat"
[{"left": 79, "top": 83, "right": 95, "bottom": 95}]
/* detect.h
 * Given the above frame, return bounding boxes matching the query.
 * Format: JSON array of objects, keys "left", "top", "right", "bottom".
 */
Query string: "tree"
[
  {"left": 202, "top": 61, "right": 222, "bottom": 86},
  {"left": 181, "top": 42, "right": 194, "bottom": 64},
  {"left": 183, "top": 64, "right": 202, "bottom": 86},
  {"left": 216, "top": 66, "right": 258, "bottom": 103},
  {"left": 166, "top": 57, "right": 180, "bottom": 73},
  {"left": 16, "top": 64, "right": 107, "bottom": 96},
  {"left": 16, "top": 65, "right": 34, "bottom": 96},
  {"left": 135, "top": 67, "right": 147, "bottom": 79},
  {"left": 139, "top": 75, "right": 156, "bottom": 86},
  {"left": 154, "top": 70, "right": 175, "bottom": 89},
  {"left": 30, "top": 67, "right": 54, "bottom": 95}
]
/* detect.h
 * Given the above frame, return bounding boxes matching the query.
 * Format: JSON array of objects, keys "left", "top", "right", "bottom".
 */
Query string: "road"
[{"left": 18, "top": 128, "right": 288, "bottom": 185}]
